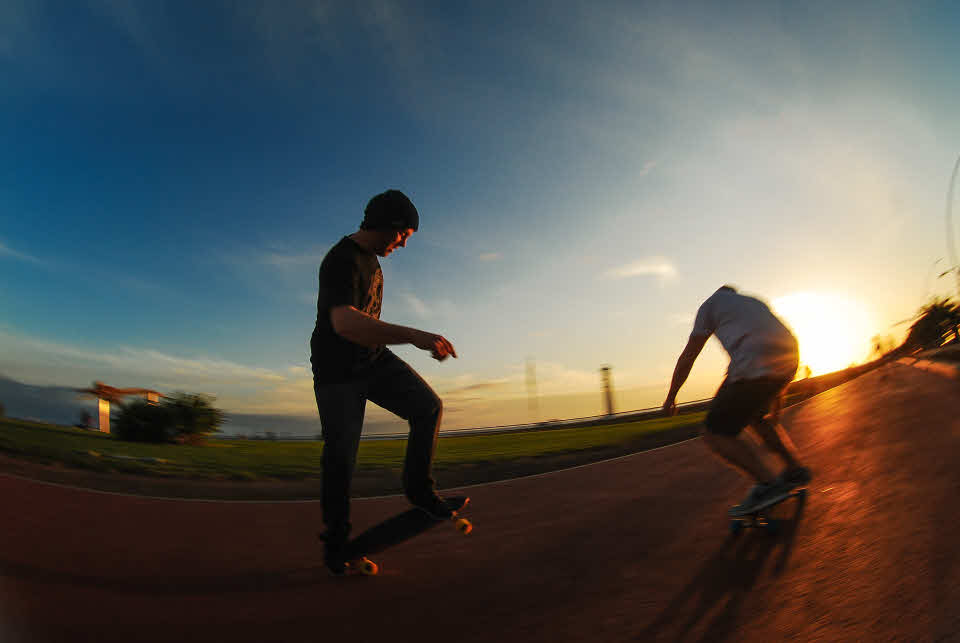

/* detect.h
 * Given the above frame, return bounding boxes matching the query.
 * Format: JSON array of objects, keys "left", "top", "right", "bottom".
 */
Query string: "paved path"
[{"left": 1, "top": 363, "right": 958, "bottom": 642}]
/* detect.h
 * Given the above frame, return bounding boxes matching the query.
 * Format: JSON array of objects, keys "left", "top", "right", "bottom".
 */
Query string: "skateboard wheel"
[
  {"left": 345, "top": 557, "right": 379, "bottom": 576},
  {"left": 456, "top": 518, "right": 473, "bottom": 535},
  {"left": 360, "top": 558, "right": 379, "bottom": 576}
]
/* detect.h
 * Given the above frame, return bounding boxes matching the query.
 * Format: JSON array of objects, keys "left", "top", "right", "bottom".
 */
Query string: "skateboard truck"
[{"left": 729, "top": 488, "right": 806, "bottom": 536}]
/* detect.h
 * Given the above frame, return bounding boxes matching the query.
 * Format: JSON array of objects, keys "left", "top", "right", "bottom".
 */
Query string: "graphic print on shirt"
[{"left": 361, "top": 268, "right": 383, "bottom": 319}]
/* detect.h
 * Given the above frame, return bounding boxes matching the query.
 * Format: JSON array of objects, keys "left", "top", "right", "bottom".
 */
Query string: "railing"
[
  {"left": 215, "top": 398, "right": 714, "bottom": 442},
  {"left": 215, "top": 357, "right": 894, "bottom": 442}
]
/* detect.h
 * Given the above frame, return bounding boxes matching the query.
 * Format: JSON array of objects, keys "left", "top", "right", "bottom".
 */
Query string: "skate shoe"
[
  {"left": 409, "top": 494, "right": 466, "bottom": 520},
  {"left": 317, "top": 530, "right": 349, "bottom": 576},
  {"left": 728, "top": 480, "right": 792, "bottom": 517},
  {"left": 777, "top": 466, "right": 812, "bottom": 489}
]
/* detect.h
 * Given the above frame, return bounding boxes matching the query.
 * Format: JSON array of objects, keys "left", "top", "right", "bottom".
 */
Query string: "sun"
[{"left": 772, "top": 292, "right": 875, "bottom": 377}]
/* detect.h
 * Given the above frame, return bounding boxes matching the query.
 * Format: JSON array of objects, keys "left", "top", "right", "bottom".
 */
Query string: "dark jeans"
[{"left": 314, "top": 349, "right": 442, "bottom": 542}]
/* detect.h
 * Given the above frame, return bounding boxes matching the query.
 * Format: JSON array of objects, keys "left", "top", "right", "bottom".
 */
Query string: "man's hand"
[
  {"left": 413, "top": 331, "right": 458, "bottom": 361},
  {"left": 662, "top": 395, "right": 678, "bottom": 417}
]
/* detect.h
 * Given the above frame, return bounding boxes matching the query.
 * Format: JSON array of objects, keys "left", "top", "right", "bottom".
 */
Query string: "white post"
[{"left": 98, "top": 398, "right": 111, "bottom": 433}]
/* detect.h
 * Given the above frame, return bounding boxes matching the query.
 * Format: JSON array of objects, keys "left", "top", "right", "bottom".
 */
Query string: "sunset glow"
[
  {"left": 0, "top": 3, "right": 952, "bottom": 432},
  {"left": 773, "top": 293, "right": 876, "bottom": 377}
]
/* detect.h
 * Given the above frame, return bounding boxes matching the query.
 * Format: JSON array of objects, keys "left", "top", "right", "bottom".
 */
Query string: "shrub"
[
  {"left": 113, "top": 400, "right": 176, "bottom": 443},
  {"left": 0, "top": 401, "right": 5, "bottom": 417},
  {"left": 164, "top": 392, "right": 225, "bottom": 444},
  {"left": 114, "top": 393, "right": 225, "bottom": 444}
]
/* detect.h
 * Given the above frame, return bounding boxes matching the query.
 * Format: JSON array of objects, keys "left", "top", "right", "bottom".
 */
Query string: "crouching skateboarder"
[
  {"left": 310, "top": 190, "right": 461, "bottom": 574},
  {"left": 663, "top": 285, "right": 812, "bottom": 516}
]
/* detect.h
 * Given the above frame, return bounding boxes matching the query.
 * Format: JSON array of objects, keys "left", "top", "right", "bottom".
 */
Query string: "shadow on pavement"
[
  {"left": 771, "top": 490, "right": 806, "bottom": 576},
  {"left": 638, "top": 498, "right": 806, "bottom": 642},
  {"left": 0, "top": 560, "right": 335, "bottom": 596}
]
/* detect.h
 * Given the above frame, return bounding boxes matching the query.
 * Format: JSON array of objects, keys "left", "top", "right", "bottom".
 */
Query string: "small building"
[{"left": 77, "top": 381, "right": 163, "bottom": 434}]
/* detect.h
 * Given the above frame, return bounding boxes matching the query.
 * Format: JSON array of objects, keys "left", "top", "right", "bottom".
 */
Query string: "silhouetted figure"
[
  {"left": 76, "top": 410, "right": 93, "bottom": 429},
  {"left": 311, "top": 190, "right": 458, "bottom": 575},
  {"left": 663, "top": 286, "right": 812, "bottom": 516}
]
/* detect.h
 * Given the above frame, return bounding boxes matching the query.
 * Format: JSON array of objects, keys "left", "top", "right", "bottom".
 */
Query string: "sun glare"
[{"left": 772, "top": 292, "right": 875, "bottom": 377}]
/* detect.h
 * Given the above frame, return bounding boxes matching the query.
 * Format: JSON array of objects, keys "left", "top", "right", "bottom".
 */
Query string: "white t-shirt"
[{"left": 691, "top": 288, "right": 799, "bottom": 381}]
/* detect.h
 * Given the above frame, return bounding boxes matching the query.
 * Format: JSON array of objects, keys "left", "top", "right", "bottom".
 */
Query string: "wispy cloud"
[
  {"left": 215, "top": 243, "right": 327, "bottom": 304},
  {"left": 0, "top": 330, "right": 328, "bottom": 415},
  {"left": 216, "top": 242, "right": 330, "bottom": 274},
  {"left": 287, "top": 364, "right": 310, "bottom": 377},
  {"left": 398, "top": 293, "right": 457, "bottom": 319},
  {"left": 0, "top": 331, "right": 286, "bottom": 386},
  {"left": 477, "top": 252, "right": 501, "bottom": 262},
  {"left": 457, "top": 361, "right": 606, "bottom": 399},
  {"left": 0, "top": 239, "right": 181, "bottom": 299},
  {"left": 526, "top": 361, "right": 604, "bottom": 395},
  {"left": 0, "top": 240, "right": 42, "bottom": 265},
  {"left": 443, "top": 379, "right": 512, "bottom": 396},
  {"left": 637, "top": 160, "right": 658, "bottom": 177},
  {"left": 404, "top": 293, "right": 430, "bottom": 318},
  {"left": 602, "top": 257, "right": 677, "bottom": 280}
]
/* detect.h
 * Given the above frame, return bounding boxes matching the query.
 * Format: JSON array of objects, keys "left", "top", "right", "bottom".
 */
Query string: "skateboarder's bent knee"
[
  {"left": 663, "top": 285, "right": 811, "bottom": 514},
  {"left": 309, "top": 190, "right": 460, "bottom": 545}
]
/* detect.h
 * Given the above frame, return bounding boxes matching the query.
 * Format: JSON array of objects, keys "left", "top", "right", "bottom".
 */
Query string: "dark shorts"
[{"left": 705, "top": 375, "right": 792, "bottom": 436}]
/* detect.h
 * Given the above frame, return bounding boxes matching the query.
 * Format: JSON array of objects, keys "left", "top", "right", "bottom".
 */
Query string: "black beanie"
[{"left": 361, "top": 190, "right": 420, "bottom": 232}]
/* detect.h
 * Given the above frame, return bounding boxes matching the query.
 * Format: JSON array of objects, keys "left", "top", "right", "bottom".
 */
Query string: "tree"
[
  {"left": 114, "top": 393, "right": 225, "bottom": 444},
  {"left": 869, "top": 334, "right": 898, "bottom": 360},
  {"left": 164, "top": 392, "right": 225, "bottom": 445},
  {"left": 113, "top": 400, "right": 174, "bottom": 443},
  {"left": 903, "top": 298, "right": 960, "bottom": 351}
]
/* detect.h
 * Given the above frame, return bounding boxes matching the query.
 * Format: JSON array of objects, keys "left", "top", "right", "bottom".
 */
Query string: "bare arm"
[
  {"left": 330, "top": 305, "right": 457, "bottom": 360},
  {"left": 663, "top": 333, "right": 709, "bottom": 415}
]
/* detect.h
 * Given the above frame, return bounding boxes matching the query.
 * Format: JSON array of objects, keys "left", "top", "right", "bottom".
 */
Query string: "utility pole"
[
  {"left": 525, "top": 357, "right": 539, "bottom": 422},
  {"left": 600, "top": 365, "right": 614, "bottom": 416}
]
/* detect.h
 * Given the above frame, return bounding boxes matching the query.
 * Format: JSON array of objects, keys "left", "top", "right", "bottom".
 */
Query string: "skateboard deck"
[
  {"left": 326, "top": 496, "right": 472, "bottom": 576},
  {"left": 729, "top": 488, "right": 806, "bottom": 535}
]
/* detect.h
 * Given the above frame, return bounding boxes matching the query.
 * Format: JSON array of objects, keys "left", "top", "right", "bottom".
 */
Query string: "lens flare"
[{"left": 772, "top": 292, "right": 875, "bottom": 376}]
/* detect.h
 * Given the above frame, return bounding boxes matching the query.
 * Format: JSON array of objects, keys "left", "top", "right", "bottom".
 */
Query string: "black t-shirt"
[{"left": 310, "top": 236, "right": 384, "bottom": 382}]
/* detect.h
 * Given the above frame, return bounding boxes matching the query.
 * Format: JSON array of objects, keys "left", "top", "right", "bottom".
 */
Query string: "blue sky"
[{"left": 2, "top": 1, "right": 959, "bottom": 432}]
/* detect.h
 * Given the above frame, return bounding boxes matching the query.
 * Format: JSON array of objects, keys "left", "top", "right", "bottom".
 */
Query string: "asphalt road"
[{"left": 1, "top": 362, "right": 958, "bottom": 642}]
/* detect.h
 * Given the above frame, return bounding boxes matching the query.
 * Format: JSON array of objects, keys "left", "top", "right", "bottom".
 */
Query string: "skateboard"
[
  {"left": 728, "top": 488, "right": 806, "bottom": 536},
  {"left": 321, "top": 496, "right": 473, "bottom": 576}
]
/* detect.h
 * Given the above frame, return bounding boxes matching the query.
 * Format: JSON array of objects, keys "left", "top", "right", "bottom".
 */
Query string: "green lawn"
[
  {"left": 0, "top": 361, "right": 883, "bottom": 483},
  {"left": 0, "top": 413, "right": 705, "bottom": 481}
]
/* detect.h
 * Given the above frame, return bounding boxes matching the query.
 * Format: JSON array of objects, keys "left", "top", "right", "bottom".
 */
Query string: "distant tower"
[
  {"left": 525, "top": 357, "right": 539, "bottom": 422},
  {"left": 600, "top": 365, "right": 614, "bottom": 416}
]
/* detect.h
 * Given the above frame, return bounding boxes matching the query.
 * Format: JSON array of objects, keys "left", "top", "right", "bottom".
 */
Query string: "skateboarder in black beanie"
[{"left": 311, "top": 189, "right": 458, "bottom": 573}]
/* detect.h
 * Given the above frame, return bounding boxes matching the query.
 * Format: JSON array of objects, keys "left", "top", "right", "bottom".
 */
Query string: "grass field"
[
  {"left": 0, "top": 412, "right": 706, "bottom": 481},
  {"left": 0, "top": 360, "right": 889, "bottom": 486}
]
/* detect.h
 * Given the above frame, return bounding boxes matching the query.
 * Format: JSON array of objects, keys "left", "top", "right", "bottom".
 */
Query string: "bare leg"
[
  {"left": 749, "top": 417, "right": 801, "bottom": 470},
  {"left": 701, "top": 429, "right": 777, "bottom": 484}
]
